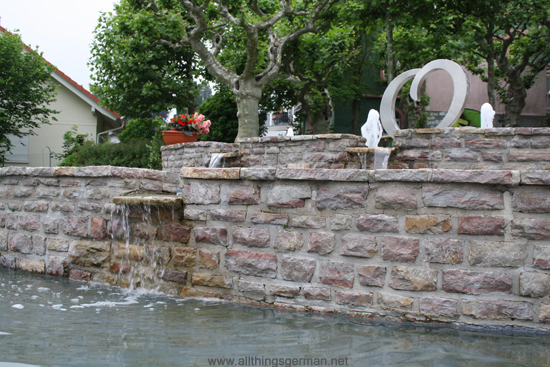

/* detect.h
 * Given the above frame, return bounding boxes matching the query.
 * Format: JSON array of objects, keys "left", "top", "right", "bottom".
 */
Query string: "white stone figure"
[
  {"left": 480, "top": 103, "right": 495, "bottom": 129},
  {"left": 361, "top": 109, "right": 383, "bottom": 148},
  {"left": 286, "top": 126, "right": 294, "bottom": 137}
]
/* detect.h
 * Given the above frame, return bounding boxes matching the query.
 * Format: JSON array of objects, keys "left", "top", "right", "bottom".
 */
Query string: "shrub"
[{"left": 59, "top": 139, "right": 154, "bottom": 168}]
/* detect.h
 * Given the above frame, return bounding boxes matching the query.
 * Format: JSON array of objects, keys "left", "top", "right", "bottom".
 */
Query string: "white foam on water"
[
  {"left": 194, "top": 308, "right": 200, "bottom": 311},
  {"left": 11, "top": 304, "right": 23, "bottom": 309},
  {"left": 0, "top": 332, "right": 11, "bottom": 335},
  {"left": 0, "top": 362, "right": 41, "bottom": 366},
  {"left": 30, "top": 296, "right": 38, "bottom": 300},
  {"left": 37, "top": 287, "right": 49, "bottom": 293},
  {"left": 70, "top": 305, "right": 84, "bottom": 309},
  {"left": 70, "top": 298, "right": 80, "bottom": 304},
  {"left": 76, "top": 285, "right": 89, "bottom": 291},
  {"left": 144, "top": 304, "right": 154, "bottom": 308},
  {"left": 51, "top": 304, "right": 64, "bottom": 310}
]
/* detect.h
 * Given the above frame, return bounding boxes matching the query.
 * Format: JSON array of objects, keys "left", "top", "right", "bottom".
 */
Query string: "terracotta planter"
[{"left": 162, "top": 130, "right": 198, "bottom": 145}]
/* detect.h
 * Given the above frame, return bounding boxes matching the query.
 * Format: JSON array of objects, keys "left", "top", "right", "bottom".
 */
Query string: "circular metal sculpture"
[{"left": 380, "top": 59, "right": 470, "bottom": 138}]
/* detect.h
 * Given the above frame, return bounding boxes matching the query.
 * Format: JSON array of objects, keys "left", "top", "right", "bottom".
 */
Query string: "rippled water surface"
[{"left": 1, "top": 268, "right": 549, "bottom": 366}]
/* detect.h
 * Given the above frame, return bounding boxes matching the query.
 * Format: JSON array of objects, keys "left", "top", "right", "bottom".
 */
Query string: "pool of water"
[{"left": 1, "top": 268, "right": 549, "bottom": 367}]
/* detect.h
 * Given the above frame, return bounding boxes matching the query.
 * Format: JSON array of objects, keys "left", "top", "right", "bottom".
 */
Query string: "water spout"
[
  {"left": 480, "top": 103, "right": 495, "bottom": 129},
  {"left": 361, "top": 109, "right": 383, "bottom": 149},
  {"left": 209, "top": 153, "right": 224, "bottom": 168},
  {"left": 373, "top": 147, "right": 391, "bottom": 169}
]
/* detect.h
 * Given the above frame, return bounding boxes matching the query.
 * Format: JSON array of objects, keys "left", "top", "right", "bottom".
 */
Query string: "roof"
[{"left": 0, "top": 25, "right": 121, "bottom": 120}]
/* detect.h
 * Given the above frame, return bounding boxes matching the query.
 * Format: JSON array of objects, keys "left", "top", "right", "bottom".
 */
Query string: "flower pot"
[{"left": 162, "top": 130, "right": 198, "bottom": 145}]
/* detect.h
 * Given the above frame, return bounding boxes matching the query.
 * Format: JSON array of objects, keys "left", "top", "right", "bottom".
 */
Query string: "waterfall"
[
  {"left": 209, "top": 153, "right": 224, "bottom": 168},
  {"left": 373, "top": 147, "right": 391, "bottom": 170}
]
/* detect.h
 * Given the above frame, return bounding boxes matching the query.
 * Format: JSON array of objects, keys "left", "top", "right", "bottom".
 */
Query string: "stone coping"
[
  {"left": 177, "top": 167, "right": 550, "bottom": 185},
  {"left": 0, "top": 166, "right": 167, "bottom": 180},
  {"left": 113, "top": 194, "right": 183, "bottom": 207},
  {"left": 161, "top": 141, "right": 237, "bottom": 151},
  {"left": 345, "top": 147, "right": 396, "bottom": 153},
  {"left": 394, "top": 127, "right": 550, "bottom": 137},
  {"left": 236, "top": 133, "right": 366, "bottom": 143}
]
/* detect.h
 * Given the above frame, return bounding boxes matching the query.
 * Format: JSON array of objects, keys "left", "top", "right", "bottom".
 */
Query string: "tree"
[
  {"left": 0, "top": 30, "right": 58, "bottom": 164},
  {"left": 120, "top": 0, "right": 338, "bottom": 139},
  {"left": 90, "top": 1, "right": 200, "bottom": 119},
  {"left": 448, "top": 0, "right": 550, "bottom": 126}
]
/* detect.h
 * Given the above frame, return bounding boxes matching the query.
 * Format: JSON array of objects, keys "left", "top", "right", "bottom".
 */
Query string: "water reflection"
[{"left": 0, "top": 268, "right": 548, "bottom": 367}]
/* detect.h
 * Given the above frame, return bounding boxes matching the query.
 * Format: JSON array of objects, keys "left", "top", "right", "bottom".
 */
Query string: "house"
[{"left": 0, "top": 26, "right": 122, "bottom": 167}]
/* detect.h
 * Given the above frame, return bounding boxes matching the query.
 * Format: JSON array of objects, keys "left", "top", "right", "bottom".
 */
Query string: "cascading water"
[
  {"left": 373, "top": 147, "right": 391, "bottom": 169},
  {"left": 209, "top": 153, "right": 224, "bottom": 168}
]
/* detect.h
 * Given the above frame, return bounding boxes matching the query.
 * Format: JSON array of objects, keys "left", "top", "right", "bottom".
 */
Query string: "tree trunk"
[
  {"left": 386, "top": 17, "right": 395, "bottom": 83},
  {"left": 504, "top": 82, "right": 527, "bottom": 127},
  {"left": 351, "top": 99, "right": 361, "bottom": 135},
  {"left": 485, "top": 25, "right": 496, "bottom": 107},
  {"left": 234, "top": 80, "right": 262, "bottom": 139}
]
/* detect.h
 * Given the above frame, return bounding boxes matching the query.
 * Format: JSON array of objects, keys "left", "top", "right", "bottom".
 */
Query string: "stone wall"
[
  {"left": 3, "top": 164, "right": 550, "bottom": 332},
  {"left": 394, "top": 127, "right": 550, "bottom": 170},
  {"left": 161, "top": 134, "right": 377, "bottom": 175}
]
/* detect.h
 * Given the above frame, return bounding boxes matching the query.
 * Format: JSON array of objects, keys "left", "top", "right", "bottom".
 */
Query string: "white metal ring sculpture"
[{"left": 380, "top": 59, "right": 470, "bottom": 138}]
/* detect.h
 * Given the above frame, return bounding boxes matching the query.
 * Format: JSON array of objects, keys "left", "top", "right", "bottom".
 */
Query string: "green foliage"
[
  {"left": 198, "top": 86, "right": 239, "bottom": 143},
  {"left": 118, "top": 116, "right": 167, "bottom": 143},
  {"left": 0, "top": 29, "right": 59, "bottom": 163},
  {"left": 90, "top": 0, "right": 200, "bottom": 118},
  {"left": 59, "top": 140, "right": 154, "bottom": 168},
  {"left": 145, "top": 129, "right": 164, "bottom": 170},
  {"left": 52, "top": 126, "right": 91, "bottom": 161}
]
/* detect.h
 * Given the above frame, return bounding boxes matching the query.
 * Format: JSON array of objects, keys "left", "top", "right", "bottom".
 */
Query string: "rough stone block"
[
  {"left": 163, "top": 223, "right": 192, "bottom": 243},
  {"left": 389, "top": 266, "right": 437, "bottom": 291},
  {"left": 333, "top": 290, "right": 373, "bottom": 306},
  {"left": 51, "top": 202, "right": 75, "bottom": 212},
  {"left": 340, "top": 234, "right": 377, "bottom": 258},
  {"left": 481, "top": 151, "right": 503, "bottom": 162},
  {"left": 1, "top": 255, "right": 16, "bottom": 269},
  {"left": 61, "top": 216, "right": 88, "bottom": 237},
  {"left": 199, "top": 249, "right": 219, "bottom": 269},
  {"left": 250, "top": 213, "right": 289, "bottom": 225},
  {"left": 357, "top": 265, "right": 386, "bottom": 287},
  {"left": 431, "top": 138, "right": 461, "bottom": 148},
  {"left": 432, "top": 169, "right": 512, "bottom": 184},
  {"left": 270, "top": 284, "right": 300, "bottom": 298},
  {"left": 23, "top": 201, "right": 49, "bottom": 212},
  {"left": 173, "top": 248, "right": 196, "bottom": 267},
  {"left": 291, "top": 216, "right": 326, "bottom": 229},
  {"left": 382, "top": 237, "right": 420, "bottom": 263},
  {"left": 159, "top": 270, "right": 187, "bottom": 284},
  {"left": 184, "top": 182, "right": 220, "bottom": 205},
  {"left": 378, "top": 292, "right": 413, "bottom": 310},
  {"left": 266, "top": 184, "right": 311, "bottom": 208},
  {"left": 42, "top": 217, "right": 59, "bottom": 234},
  {"left": 513, "top": 188, "right": 550, "bottom": 213},
  {"left": 195, "top": 227, "right": 228, "bottom": 246},
  {"left": 18, "top": 215, "right": 40, "bottom": 232},
  {"left": 316, "top": 187, "right": 368, "bottom": 210},
  {"left": 0, "top": 229, "right": 7, "bottom": 251},
  {"left": 32, "top": 235, "right": 46, "bottom": 255},
  {"left": 90, "top": 217, "right": 106, "bottom": 239},
  {"left": 356, "top": 214, "right": 398, "bottom": 233},
  {"left": 46, "top": 256, "right": 68, "bottom": 277},
  {"left": 405, "top": 215, "right": 451, "bottom": 234},
  {"left": 8, "top": 201, "right": 22, "bottom": 211},
  {"left": 397, "top": 150, "right": 442, "bottom": 161},
  {"left": 424, "top": 238, "right": 463, "bottom": 265},
  {"left": 9, "top": 233, "right": 33, "bottom": 254},
  {"left": 442, "top": 269, "right": 511, "bottom": 295},
  {"left": 307, "top": 232, "right": 336, "bottom": 256},
  {"left": 375, "top": 188, "right": 417, "bottom": 210},
  {"left": 227, "top": 185, "right": 261, "bottom": 205},
  {"left": 330, "top": 214, "right": 352, "bottom": 231},
  {"left": 512, "top": 219, "right": 550, "bottom": 240},
  {"left": 275, "top": 231, "right": 303, "bottom": 252},
  {"left": 319, "top": 261, "right": 354, "bottom": 288},
  {"left": 302, "top": 286, "right": 331, "bottom": 300},
  {"left": 233, "top": 227, "right": 270, "bottom": 248},
  {"left": 419, "top": 297, "right": 457, "bottom": 316},
  {"left": 374, "top": 169, "right": 430, "bottom": 182},
  {"left": 508, "top": 151, "right": 550, "bottom": 162},
  {"left": 422, "top": 186, "right": 504, "bottom": 210},
  {"left": 18, "top": 259, "right": 45, "bottom": 274},
  {"left": 540, "top": 305, "right": 550, "bottom": 323},
  {"left": 210, "top": 209, "right": 246, "bottom": 222},
  {"left": 110, "top": 261, "right": 131, "bottom": 274},
  {"left": 533, "top": 245, "right": 550, "bottom": 269},
  {"left": 462, "top": 300, "right": 533, "bottom": 320},
  {"left": 192, "top": 273, "right": 233, "bottom": 289},
  {"left": 144, "top": 245, "right": 171, "bottom": 265},
  {"left": 468, "top": 241, "right": 526, "bottom": 267},
  {"left": 184, "top": 209, "right": 207, "bottom": 221},
  {"left": 224, "top": 249, "right": 277, "bottom": 278},
  {"left": 521, "top": 171, "right": 550, "bottom": 185},
  {"left": 69, "top": 269, "right": 91, "bottom": 282},
  {"left": 281, "top": 256, "right": 316, "bottom": 282},
  {"left": 69, "top": 240, "right": 111, "bottom": 267},
  {"left": 113, "top": 242, "right": 143, "bottom": 261},
  {"left": 444, "top": 149, "right": 480, "bottom": 162},
  {"left": 519, "top": 272, "right": 550, "bottom": 298},
  {"left": 458, "top": 216, "right": 505, "bottom": 235}
]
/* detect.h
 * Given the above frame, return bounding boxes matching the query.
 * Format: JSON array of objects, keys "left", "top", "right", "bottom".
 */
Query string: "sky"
[{"left": 0, "top": 0, "right": 119, "bottom": 91}]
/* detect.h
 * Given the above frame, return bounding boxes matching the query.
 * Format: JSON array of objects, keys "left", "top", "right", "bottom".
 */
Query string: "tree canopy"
[{"left": 0, "top": 30, "right": 58, "bottom": 163}]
